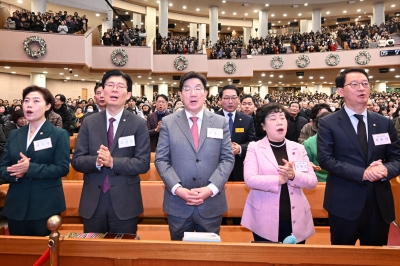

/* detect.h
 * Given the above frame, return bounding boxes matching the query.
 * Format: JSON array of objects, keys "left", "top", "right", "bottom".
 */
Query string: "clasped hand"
[
  {"left": 96, "top": 145, "right": 113, "bottom": 168},
  {"left": 7, "top": 152, "right": 31, "bottom": 178},
  {"left": 278, "top": 159, "right": 295, "bottom": 185},
  {"left": 175, "top": 186, "right": 213, "bottom": 206},
  {"left": 363, "top": 159, "right": 388, "bottom": 182}
]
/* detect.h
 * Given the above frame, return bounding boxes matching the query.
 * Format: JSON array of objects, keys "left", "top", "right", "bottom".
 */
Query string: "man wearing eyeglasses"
[
  {"left": 72, "top": 69, "right": 150, "bottom": 234},
  {"left": 147, "top": 94, "right": 170, "bottom": 152},
  {"left": 317, "top": 68, "right": 400, "bottom": 246},
  {"left": 155, "top": 71, "right": 234, "bottom": 240},
  {"left": 216, "top": 85, "right": 256, "bottom": 182}
]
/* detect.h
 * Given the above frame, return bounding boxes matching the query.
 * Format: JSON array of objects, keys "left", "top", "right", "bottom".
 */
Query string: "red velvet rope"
[{"left": 33, "top": 247, "right": 50, "bottom": 266}]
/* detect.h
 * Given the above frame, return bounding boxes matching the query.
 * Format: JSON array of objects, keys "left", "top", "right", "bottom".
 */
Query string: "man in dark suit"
[
  {"left": 147, "top": 94, "right": 170, "bottom": 152},
  {"left": 216, "top": 85, "right": 256, "bottom": 182},
  {"left": 240, "top": 94, "right": 265, "bottom": 141},
  {"left": 286, "top": 101, "right": 308, "bottom": 143},
  {"left": 299, "top": 102, "right": 310, "bottom": 122},
  {"left": 72, "top": 70, "right": 150, "bottom": 234},
  {"left": 318, "top": 68, "right": 400, "bottom": 246},
  {"left": 155, "top": 71, "right": 234, "bottom": 240}
]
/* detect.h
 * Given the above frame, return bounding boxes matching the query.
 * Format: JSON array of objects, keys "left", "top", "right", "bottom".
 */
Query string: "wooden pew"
[
  {"left": 139, "top": 163, "right": 162, "bottom": 181},
  {"left": 0, "top": 236, "right": 399, "bottom": 266},
  {"left": 150, "top": 152, "right": 156, "bottom": 163}
]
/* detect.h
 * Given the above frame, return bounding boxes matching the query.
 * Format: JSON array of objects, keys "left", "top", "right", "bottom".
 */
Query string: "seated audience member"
[
  {"left": 102, "top": 32, "right": 112, "bottom": 46},
  {"left": 4, "top": 17, "right": 16, "bottom": 30},
  {"left": 3, "top": 110, "right": 27, "bottom": 139},
  {"left": 304, "top": 112, "right": 332, "bottom": 182},
  {"left": 286, "top": 102, "right": 308, "bottom": 143},
  {"left": 74, "top": 107, "right": 84, "bottom": 133},
  {"left": 386, "top": 36, "right": 395, "bottom": 47},
  {"left": 378, "top": 37, "right": 387, "bottom": 48},
  {"left": 58, "top": 20, "right": 68, "bottom": 34},
  {"left": 369, "top": 39, "right": 378, "bottom": 48},
  {"left": 241, "top": 103, "right": 317, "bottom": 243},
  {"left": 45, "top": 18, "right": 57, "bottom": 33},
  {"left": 48, "top": 110, "right": 63, "bottom": 128},
  {"left": 298, "top": 103, "right": 331, "bottom": 144}
]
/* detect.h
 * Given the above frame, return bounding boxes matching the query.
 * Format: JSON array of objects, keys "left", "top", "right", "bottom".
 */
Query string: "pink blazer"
[{"left": 241, "top": 137, "right": 318, "bottom": 242}]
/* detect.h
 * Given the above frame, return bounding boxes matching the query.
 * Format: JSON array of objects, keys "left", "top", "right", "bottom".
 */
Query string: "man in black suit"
[
  {"left": 318, "top": 68, "right": 400, "bottom": 246},
  {"left": 216, "top": 85, "right": 256, "bottom": 182},
  {"left": 299, "top": 102, "right": 310, "bottom": 122},
  {"left": 72, "top": 70, "right": 150, "bottom": 234},
  {"left": 240, "top": 94, "right": 265, "bottom": 141},
  {"left": 147, "top": 94, "right": 170, "bottom": 152},
  {"left": 286, "top": 101, "right": 308, "bottom": 143}
]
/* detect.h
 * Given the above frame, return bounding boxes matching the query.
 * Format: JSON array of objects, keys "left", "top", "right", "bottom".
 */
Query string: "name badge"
[
  {"left": 295, "top": 161, "right": 308, "bottom": 172},
  {"left": 235, "top": 128, "right": 245, "bottom": 133},
  {"left": 207, "top": 128, "right": 223, "bottom": 139},
  {"left": 34, "top": 138, "right": 52, "bottom": 151},
  {"left": 372, "top": 133, "right": 391, "bottom": 146},
  {"left": 118, "top": 135, "right": 135, "bottom": 148}
]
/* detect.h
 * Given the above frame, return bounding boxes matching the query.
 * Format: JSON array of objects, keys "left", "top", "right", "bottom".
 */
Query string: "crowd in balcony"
[
  {"left": 101, "top": 25, "right": 147, "bottom": 46},
  {"left": 209, "top": 35, "right": 246, "bottom": 59},
  {"left": 154, "top": 34, "right": 200, "bottom": 54},
  {"left": 3, "top": 9, "right": 88, "bottom": 34}
]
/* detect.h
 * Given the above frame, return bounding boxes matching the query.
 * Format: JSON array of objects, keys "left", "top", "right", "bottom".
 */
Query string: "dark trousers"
[
  {"left": 167, "top": 207, "right": 222, "bottom": 240},
  {"left": 329, "top": 188, "right": 390, "bottom": 246},
  {"left": 83, "top": 190, "right": 138, "bottom": 234},
  {"left": 253, "top": 221, "right": 306, "bottom": 244},
  {"left": 8, "top": 216, "right": 52, "bottom": 236}
]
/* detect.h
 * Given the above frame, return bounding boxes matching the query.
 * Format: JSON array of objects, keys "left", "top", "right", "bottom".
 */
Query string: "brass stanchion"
[{"left": 47, "top": 215, "right": 62, "bottom": 266}]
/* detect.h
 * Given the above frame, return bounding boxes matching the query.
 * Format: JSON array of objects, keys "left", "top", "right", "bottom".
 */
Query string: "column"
[
  {"left": 199, "top": 24, "right": 206, "bottom": 48},
  {"left": 30, "top": 73, "right": 46, "bottom": 87},
  {"left": 252, "top": 19, "right": 259, "bottom": 38},
  {"left": 105, "top": 0, "right": 113, "bottom": 31},
  {"left": 144, "top": 85, "right": 154, "bottom": 100},
  {"left": 209, "top": 6, "right": 218, "bottom": 45},
  {"left": 300, "top": 86, "right": 308, "bottom": 93},
  {"left": 259, "top": 85, "right": 268, "bottom": 98},
  {"left": 209, "top": 86, "right": 218, "bottom": 96},
  {"left": 146, "top": 6, "right": 156, "bottom": 46},
  {"left": 131, "top": 84, "right": 141, "bottom": 97},
  {"left": 250, "top": 87, "right": 259, "bottom": 94},
  {"left": 300, "top": 20, "right": 309, "bottom": 34},
  {"left": 375, "top": 82, "right": 386, "bottom": 92},
  {"left": 190, "top": 23, "right": 197, "bottom": 38},
  {"left": 158, "top": 83, "right": 168, "bottom": 95},
  {"left": 159, "top": 0, "right": 168, "bottom": 38},
  {"left": 243, "top": 87, "right": 251, "bottom": 94},
  {"left": 372, "top": 2, "right": 385, "bottom": 26},
  {"left": 258, "top": 10, "right": 268, "bottom": 38},
  {"left": 243, "top": 28, "right": 251, "bottom": 45},
  {"left": 31, "top": 0, "right": 46, "bottom": 14},
  {"left": 131, "top": 13, "right": 141, "bottom": 29},
  {"left": 311, "top": 9, "right": 321, "bottom": 33}
]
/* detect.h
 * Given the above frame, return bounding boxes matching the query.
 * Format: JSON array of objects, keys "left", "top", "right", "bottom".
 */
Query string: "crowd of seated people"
[
  {"left": 247, "top": 35, "right": 288, "bottom": 55},
  {"left": 209, "top": 35, "right": 244, "bottom": 59},
  {"left": 101, "top": 25, "right": 147, "bottom": 46},
  {"left": 154, "top": 34, "right": 200, "bottom": 54},
  {"left": 3, "top": 9, "right": 88, "bottom": 34}
]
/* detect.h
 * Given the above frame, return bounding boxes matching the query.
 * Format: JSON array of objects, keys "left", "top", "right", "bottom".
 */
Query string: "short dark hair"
[
  {"left": 23, "top": 85, "right": 54, "bottom": 118},
  {"left": 289, "top": 101, "right": 300, "bottom": 108},
  {"left": 94, "top": 82, "right": 103, "bottom": 94},
  {"left": 240, "top": 94, "right": 255, "bottom": 104},
  {"left": 11, "top": 109, "right": 24, "bottom": 123},
  {"left": 55, "top": 94, "right": 66, "bottom": 103},
  {"left": 156, "top": 94, "right": 168, "bottom": 102},
  {"left": 102, "top": 69, "right": 132, "bottom": 92},
  {"left": 127, "top": 96, "right": 137, "bottom": 102},
  {"left": 256, "top": 103, "right": 288, "bottom": 129},
  {"left": 335, "top": 68, "right": 369, "bottom": 88},
  {"left": 310, "top": 103, "right": 331, "bottom": 120},
  {"left": 179, "top": 71, "right": 207, "bottom": 92},
  {"left": 219, "top": 85, "right": 240, "bottom": 98}
]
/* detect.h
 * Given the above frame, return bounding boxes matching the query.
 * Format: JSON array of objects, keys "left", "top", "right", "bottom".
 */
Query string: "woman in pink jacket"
[{"left": 241, "top": 103, "right": 318, "bottom": 243}]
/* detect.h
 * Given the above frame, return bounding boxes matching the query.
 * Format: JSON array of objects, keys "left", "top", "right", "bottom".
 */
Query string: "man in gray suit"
[
  {"left": 155, "top": 71, "right": 234, "bottom": 240},
  {"left": 72, "top": 70, "right": 150, "bottom": 234}
]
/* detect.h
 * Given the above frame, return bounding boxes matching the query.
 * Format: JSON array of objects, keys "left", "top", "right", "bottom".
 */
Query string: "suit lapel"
[
  {"left": 110, "top": 110, "right": 130, "bottom": 153},
  {"left": 259, "top": 138, "right": 279, "bottom": 170},
  {"left": 175, "top": 111, "right": 197, "bottom": 152},
  {"left": 198, "top": 111, "right": 214, "bottom": 151},
  {"left": 27, "top": 120, "right": 53, "bottom": 158},
  {"left": 99, "top": 111, "right": 108, "bottom": 148},
  {"left": 367, "top": 111, "right": 378, "bottom": 162},
  {"left": 337, "top": 108, "right": 366, "bottom": 160},
  {"left": 18, "top": 125, "right": 29, "bottom": 155}
]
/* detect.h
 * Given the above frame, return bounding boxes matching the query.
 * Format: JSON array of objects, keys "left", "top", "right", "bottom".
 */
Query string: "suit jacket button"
[
  {"left": 196, "top": 159, "right": 200, "bottom": 163},
  {"left": 98, "top": 185, "right": 101, "bottom": 189},
  {"left": 292, "top": 206, "right": 295, "bottom": 209},
  {"left": 193, "top": 178, "right": 196, "bottom": 181}
]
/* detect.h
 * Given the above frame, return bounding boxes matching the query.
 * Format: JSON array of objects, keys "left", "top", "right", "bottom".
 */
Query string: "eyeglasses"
[
  {"left": 222, "top": 96, "right": 239, "bottom": 101},
  {"left": 182, "top": 85, "right": 204, "bottom": 93},
  {"left": 344, "top": 82, "right": 371, "bottom": 89},
  {"left": 104, "top": 83, "right": 127, "bottom": 90}
]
